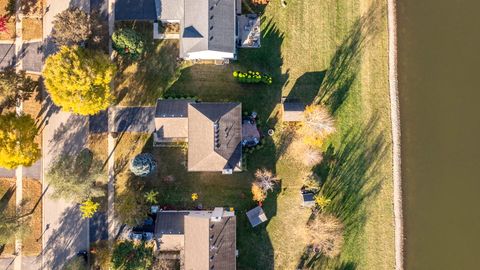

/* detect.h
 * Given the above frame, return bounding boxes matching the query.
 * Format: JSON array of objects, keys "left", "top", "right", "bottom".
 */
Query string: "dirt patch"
[{"left": 22, "top": 17, "right": 42, "bottom": 40}]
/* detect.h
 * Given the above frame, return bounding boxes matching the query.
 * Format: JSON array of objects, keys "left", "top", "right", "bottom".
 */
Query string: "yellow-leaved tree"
[
  {"left": 0, "top": 113, "right": 41, "bottom": 169},
  {"left": 43, "top": 46, "right": 116, "bottom": 115},
  {"left": 301, "top": 104, "right": 336, "bottom": 147}
]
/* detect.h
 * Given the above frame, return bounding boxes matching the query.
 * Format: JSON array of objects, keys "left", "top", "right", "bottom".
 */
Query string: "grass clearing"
[{"left": 112, "top": 0, "right": 393, "bottom": 268}]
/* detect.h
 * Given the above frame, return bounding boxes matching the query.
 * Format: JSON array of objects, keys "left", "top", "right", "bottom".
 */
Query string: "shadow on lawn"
[
  {"left": 315, "top": 3, "right": 385, "bottom": 113},
  {"left": 296, "top": 114, "right": 388, "bottom": 269},
  {"left": 114, "top": 21, "right": 181, "bottom": 106}
]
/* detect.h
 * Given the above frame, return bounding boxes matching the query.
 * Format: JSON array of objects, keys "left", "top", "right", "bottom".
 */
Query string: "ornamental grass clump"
[
  {"left": 112, "top": 28, "right": 145, "bottom": 58},
  {"left": 233, "top": 70, "right": 272, "bottom": 84}
]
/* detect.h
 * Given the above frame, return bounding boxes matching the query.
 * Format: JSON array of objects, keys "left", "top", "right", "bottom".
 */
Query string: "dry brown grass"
[
  {"left": 21, "top": 178, "right": 42, "bottom": 255},
  {"left": 88, "top": 133, "right": 109, "bottom": 165},
  {"left": 0, "top": 178, "right": 42, "bottom": 257},
  {"left": 22, "top": 17, "right": 42, "bottom": 40},
  {"left": 0, "top": 0, "right": 15, "bottom": 41},
  {"left": 0, "top": 178, "right": 16, "bottom": 257}
]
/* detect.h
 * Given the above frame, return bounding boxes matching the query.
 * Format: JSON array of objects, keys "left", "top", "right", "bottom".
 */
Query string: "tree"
[
  {"left": 46, "top": 150, "right": 104, "bottom": 202},
  {"left": 314, "top": 195, "right": 332, "bottom": 211},
  {"left": 64, "top": 256, "right": 88, "bottom": 270},
  {"left": 111, "top": 241, "right": 154, "bottom": 270},
  {"left": 254, "top": 169, "right": 279, "bottom": 193},
  {"left": 0, "top": 67, "right": 38, "bottom": 110},
  {"left": 301, "top": 105, "right": 336, "bottom": 147},
  {"left": 251, "top": 182, "right": 266, "bottom": 203},
  {"left": 307, "top": 212, "right": 344, "bottom": 258},
  {"left": 51, "top": 8, "right": 91, "bottom": 46},
  {"left": 80, "top": 198, "right": 100, "bottom": 219},
  {"left": 0, "top": 16, "right": 8, "bottom": 33},
  {"left": 116, "top": 190, "right": 148, "bottom": 226},
  {"left": 144, "top": 190, "right": 159, "bottom": 204},
  {"left": 130, "top": 153, "right": 157, "bottom": 177},
  {"left": 43, "top": 46, "right": 116, "bottom": 115},
  {"left": 0, "top": 113, "right": 41, "bottom": 169},
  {"left": 112, "top": 28, "right": 145, "bottom": 58}
]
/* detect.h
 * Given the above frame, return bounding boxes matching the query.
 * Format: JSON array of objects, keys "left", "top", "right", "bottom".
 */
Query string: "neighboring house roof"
[
  {"left": 188, "top": 102, "right": 242, "bottom": 172},
  {"left": 246, "top": 206, "right": 268, "bottom": 227},
  {"left": 115, "top": 0, "right": 157, "bottom": 20},
  {"left": 155, "top": 99, "right": 194, "bottom": 140},
  {"left": 181, "top": 0, "right": 236, "bottom": 57},
  {"left": 156, "top": 0, "right": 184, "bottom": 21},
  {"left": 155, "top": 211, "right": 189, "bottom": 235},
  {"left": 155, "top": 209, "right": 237, "bottom": 270},
  {"left": 282, "top": 102, "right": 305, "bottom": 122}
]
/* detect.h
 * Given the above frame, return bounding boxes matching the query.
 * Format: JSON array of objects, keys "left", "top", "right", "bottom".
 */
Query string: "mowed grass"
[{"left": 112, "top": 0, "right": 394, "bottom": 268}]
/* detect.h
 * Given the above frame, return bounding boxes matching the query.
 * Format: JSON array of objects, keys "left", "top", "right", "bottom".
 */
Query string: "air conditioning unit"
[
  {"left": 222, "top": 168, "right": 233, "bottom": 174},
  {"left": 211, "top": 207, "right": 224, "bottom": 222}
]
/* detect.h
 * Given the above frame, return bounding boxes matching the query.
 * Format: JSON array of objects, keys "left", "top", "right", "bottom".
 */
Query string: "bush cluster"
[
  {"left": 112, "top": 28, "right": 145, "bottom": 58},
  {"left": 233, "top": 70, "right": 272, "bottom": 84}
]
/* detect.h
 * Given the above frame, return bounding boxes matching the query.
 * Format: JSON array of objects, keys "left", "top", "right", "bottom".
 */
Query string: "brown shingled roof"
[{"left": 188, "top": 103, "right": 242, "bottom": 172}]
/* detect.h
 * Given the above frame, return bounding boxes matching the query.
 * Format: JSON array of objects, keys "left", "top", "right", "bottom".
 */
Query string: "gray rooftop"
[
  {"left": 246, "top": 206, "right": 268, "bottom": 227},
  {"left": 115, "top": 0, "right": 157, "bottom": 21},
  {"left": 155, "top": 99, "right": 195, "bottom": 118},
  {"left": 156, "top": 0, "right": 184, "bottom": 20},
  {"left": 155, "top": 211, "right": 189, "bottom": 235},
  {"left": 283, "top": 102, "right": 305, "bottom": 122}
]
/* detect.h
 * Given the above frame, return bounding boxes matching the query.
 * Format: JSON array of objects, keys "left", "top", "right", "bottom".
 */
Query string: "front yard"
[{"left": 111, "top": 0, "right": 393, "bottom": 269}]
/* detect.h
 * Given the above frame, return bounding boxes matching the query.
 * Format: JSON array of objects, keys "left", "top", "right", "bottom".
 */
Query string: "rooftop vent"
[{"left": 211, "top": 207, "right": 224, "bottom": 222}]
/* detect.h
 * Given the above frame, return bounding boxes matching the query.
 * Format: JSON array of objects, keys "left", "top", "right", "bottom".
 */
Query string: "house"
[
  {"left": 246, "top": 206, "right": 268, "bottom": 227},
  {"left": 116, "top": 0, "right": 237, "bottom": 61},
  {"left": 155, "top": 208, "right": 237, "bottom": 270},
  {"left": 154, "top": 99, "right": 243, "bottom": 173},
  {"left": 281, "top": 100, "right": 305, "bottom": 122}
]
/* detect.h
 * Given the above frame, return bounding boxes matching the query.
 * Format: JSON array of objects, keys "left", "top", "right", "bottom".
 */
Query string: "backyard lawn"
[{"left": 112, "top": 0, "right": 393, "bottom": 269}]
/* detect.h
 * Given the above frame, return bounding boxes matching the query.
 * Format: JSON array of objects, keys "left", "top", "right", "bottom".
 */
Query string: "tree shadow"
[
  {"left": 315, "top": 3, "right": 385, "bottom": 113},
  {"left": 113, "top": 21, "right": 181, "bottom": 106},
  {"left": 287, "top": 71, "right": 327, "bottom": 106},
  {"left": 297, "top": 114, "right": 388, "bottom": 268},
  {"left": 297, "top": 249, "right": 357, "bottom": 270},
  {"left": 0, "top": 186, "right": 15, "bottom": 213},
  {"left": 47, "top": 112, "right": 88, "bottom": 157},
  {"left": 39, "top": 205, "right": 88, "bottom": 269}
]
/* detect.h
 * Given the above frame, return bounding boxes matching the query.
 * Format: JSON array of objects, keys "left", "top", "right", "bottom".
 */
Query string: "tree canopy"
[
  {"left": 0, "top": 113, "right": 41, "bottom": 169},
  {"left": 51, "top": 7, "right": 91, "bottom": 46},
  {"left": 0, "top": 67, "right": 38, "bottom": 111},
  {"left": 46, "top": 149, "right": 104, "bottom": 202},
  {"left": 111, "top": 241, "right": 153, "bottom": 270},
  {"left": 43, "top": 46, "right": 116, "bottom": 115}
]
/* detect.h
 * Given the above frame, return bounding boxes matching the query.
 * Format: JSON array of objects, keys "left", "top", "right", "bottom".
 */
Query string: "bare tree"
[
  {"left": 254, "top": 169, "right": 279, "bottom": 193},
  {"left": 307, "top": 212, "right": 344, "bottom": 258},
  {"left": 51, "top": 8, "right": 91, "bottom": 46},
  {"left": 303, "top": 105, "right": 336, "bottom": 137}
]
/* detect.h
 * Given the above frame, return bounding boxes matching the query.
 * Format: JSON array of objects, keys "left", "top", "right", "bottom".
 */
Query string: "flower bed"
[{"left": 233, "top": 70, "right": 272, "bottom": 84}]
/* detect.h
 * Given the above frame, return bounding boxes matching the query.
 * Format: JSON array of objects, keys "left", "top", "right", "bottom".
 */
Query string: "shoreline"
[{"left": 386, "top": 0, "right": 403, "bottom": 269}]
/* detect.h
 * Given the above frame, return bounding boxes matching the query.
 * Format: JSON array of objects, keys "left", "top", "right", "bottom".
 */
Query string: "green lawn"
[{"left": 113, "top": 0, "right": 394, "bottom": 268}]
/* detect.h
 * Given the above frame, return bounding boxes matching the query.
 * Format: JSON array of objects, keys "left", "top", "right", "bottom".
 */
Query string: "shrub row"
[{"left": 233, "top": 70, "right": 273, "bottom": 84}]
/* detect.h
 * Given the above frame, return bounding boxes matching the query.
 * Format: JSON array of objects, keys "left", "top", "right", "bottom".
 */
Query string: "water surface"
[{"left": 398, "top": 1, "right": 480, "bottom": 269}]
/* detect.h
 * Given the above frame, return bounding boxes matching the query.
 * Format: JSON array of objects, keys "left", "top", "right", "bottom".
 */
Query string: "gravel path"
[{"left": 387, "top": 0, "right": 403, "bottom": 269}]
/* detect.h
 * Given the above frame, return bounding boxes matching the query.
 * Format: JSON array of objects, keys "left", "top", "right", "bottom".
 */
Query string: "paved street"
[{"left": 40, "top": 0, "right": 91, "bottom": 268}]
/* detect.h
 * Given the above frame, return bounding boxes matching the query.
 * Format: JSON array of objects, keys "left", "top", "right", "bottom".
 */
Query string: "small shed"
[
  {"left": 282, "top": 101, "right": 305, "bottom": 122},
  {"left": 301, "top": 191, "right": 316, "bottom": 207},
  {"left": 246, "top": 206, "right": 268, "bottom": 227}
]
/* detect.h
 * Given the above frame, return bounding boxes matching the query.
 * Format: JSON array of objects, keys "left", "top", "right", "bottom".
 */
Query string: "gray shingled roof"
[
  {"left": 155, "top": 212, "right": 189, "bottom": 235},
  {"left": 209, "top": 215, "right": 236, "bottom": 270},
  {"left": 156, "top": 0, "right": 184, "bottom": 20},
  {"left": 246, "top": 206, "right": 268, "bottom": 227},
  {"left": 181, "top": 0, "right": 235, "bottom": 56},
  {"left": 115, "top": 0, "right": 157, "bottom": 21},
  {"left": 283, "top": 102, "right": 305, "bottom": 122},
  {"left": 155, "top": 99, "right": 194, "bottom": 118},
  {"left": 188, "top": 102, "right": 242, "bottom": 171}
]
